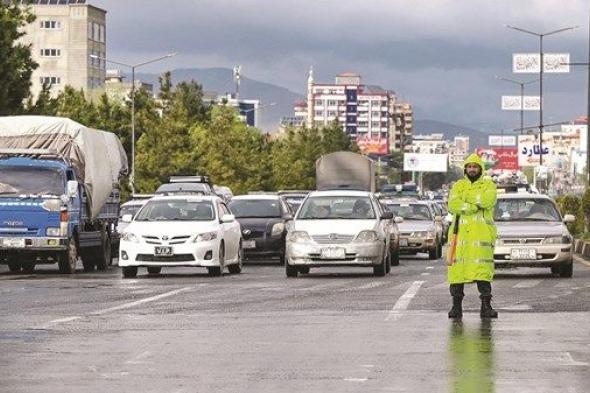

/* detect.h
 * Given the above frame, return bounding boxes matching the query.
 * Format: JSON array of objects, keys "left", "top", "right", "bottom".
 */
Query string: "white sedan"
[{"left": 118, "top": 195, "right": 242, "bottom": 277}]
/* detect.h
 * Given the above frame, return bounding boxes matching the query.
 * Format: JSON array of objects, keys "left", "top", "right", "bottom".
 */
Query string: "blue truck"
[{"left": 0, "top": 116, "right": 128, "bottom": 274}]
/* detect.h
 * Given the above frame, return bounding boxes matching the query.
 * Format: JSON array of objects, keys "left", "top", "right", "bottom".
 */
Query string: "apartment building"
[
  {"left": 17, "top": 0, "right": 106, "bottom": 98},
  {"left": 390, "top": 100, "right": 414, "bottom": 152}
]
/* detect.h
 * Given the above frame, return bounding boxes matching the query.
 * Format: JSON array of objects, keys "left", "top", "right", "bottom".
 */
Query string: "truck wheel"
[
  {"left": 21, "top": 262, "right": 35, "bottom": 274},
  {"left": 7, "top": 258, "right": 21, "bottom": 273},
  {"left": 122, "top": 266, "right": 138, "bottom": 278},
  {"left": 82, "top": 252, "right": 95, "bottom": 272},
  {"left": 95, "top": 231, "right": 112, "bottom": 271},
  {"left": 58, "top": 238, "right": 78, "bottom": 274}
]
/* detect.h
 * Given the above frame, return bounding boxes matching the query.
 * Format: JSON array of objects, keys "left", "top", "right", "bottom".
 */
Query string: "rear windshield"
[{"left": 229, "top": 199, "right": 282, "bottom": 218}]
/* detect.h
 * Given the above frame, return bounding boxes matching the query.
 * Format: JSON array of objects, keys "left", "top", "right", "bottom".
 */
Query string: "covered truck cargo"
[
  {"left": 0, "top": 116, "right": 128, "bottom": 218},
  {"left": 315, "top": 151, "right": 375, "bottom": 192}
]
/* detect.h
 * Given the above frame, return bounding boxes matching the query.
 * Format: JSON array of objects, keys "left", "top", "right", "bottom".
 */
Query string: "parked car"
[
  {"left": 381, "top": 199, "right": 442, "bottom": 260},
  {"left": 117, "top": 197, "right": 151, "bottom": 234},
  {"left": 285, "top": 190, "right": 394, "bottom": 277},
  {"left": 155, "top": 175, "right": 214, "bottom": 196},
  {"left": 494, "top": 193, "right": 574, "bottom": 277},
  {"left": 228, "top": 194, "right": 292, "bottom": 263},
  {"left": 118, "top": 195, "right": 242, "bottom": 277},
  {"left": 278, "top": 190, "right": 310, "bottom": 214}
]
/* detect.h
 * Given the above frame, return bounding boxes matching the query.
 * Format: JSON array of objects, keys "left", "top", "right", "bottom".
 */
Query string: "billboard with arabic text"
[
  {"left": 356, "top": 135, "right": 389, "bottom": 155},
  {"left": 477, "top": 147, "right": 519, "bottom": 171}
]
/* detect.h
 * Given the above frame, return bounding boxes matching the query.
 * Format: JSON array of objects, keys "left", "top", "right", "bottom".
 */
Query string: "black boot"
[
  {"left": 480, "top": 295, "right": 498, "bottom": 318},
  {"left": 448, "top": 295, "right": 463, "bottom": 319}
]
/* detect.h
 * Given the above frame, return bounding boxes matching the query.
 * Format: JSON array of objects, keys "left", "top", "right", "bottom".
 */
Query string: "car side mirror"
[
  {"left": 563, "top": 214, "right": 575, "bottom": 223},
  {"left": 221, "top": 214, "right": 235, "bottom": 223},
  {"left": 66, "top": 180, "right": 78, "bottom": 198},
  {"left": 394, "top": 216, "right": 404, "bottom": 224},
  {"left": 121, "top": 214, "right": 133, "bottom": 223},
  {"left": 445, "top": 213, "right": 453, "bottom": 224},
  {"left": 381, "top": 211, "right": 394, "bottom": 220}
]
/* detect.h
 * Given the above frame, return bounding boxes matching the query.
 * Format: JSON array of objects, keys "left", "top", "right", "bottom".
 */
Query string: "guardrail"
[{"left": 574, "top": 239, "right": 590, "bottom": 258}]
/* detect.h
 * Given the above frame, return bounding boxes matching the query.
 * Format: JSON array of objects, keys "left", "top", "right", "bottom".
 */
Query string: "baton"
[{"left": 448, "top": 215, "right": 460, "bottom": 266}]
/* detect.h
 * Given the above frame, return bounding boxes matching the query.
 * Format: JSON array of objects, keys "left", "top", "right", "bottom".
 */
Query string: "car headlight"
[
  {"left": 414, "top": 231, "right": 435, "bottom": 238},
  {"left": 46, "top": 227, "right": 60, "bottom": 237},
  {"left": 193, "top": 231, "right": 217, "bottom": 242},
  {"left": 286, "top": 231, "right": 311, "bottom": 243},
  {"left": 121, "top": 232, "right": 139, "bottom": 243},
  {"left": 354, "top": 230, "right": 379, "bottom": 242},
  {"left": 544, "top": 235, "right": 572, "bottom": 244},
  {"left": 271, "top": 223, "right": 285, "bottom": 237},
  {"left": 41, "top": 199, "right": 62, "bottom": 211}
]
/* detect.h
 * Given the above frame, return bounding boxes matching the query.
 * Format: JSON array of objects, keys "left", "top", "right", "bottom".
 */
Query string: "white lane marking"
[
  {"left": 125, "top": 350, "right": 153, "bottom": 365},
  {"left": 501, "top": 304, "right": 532, "bottom": 311},
  {"left": 356, "top": 282, "right": 388, "bottom": 290},
  {"left": 558, "top": 352, "right": 589, "bottom": 366},
  {"left": 420, "top": 272, "right": 430, "bottom": 276},
  {"left": 513, "top": 280, "right": 542, "bottom": 289},
  {"left": 426, "top": 266, "right": 435, "bottom": 270},
  {"left": 344, "top": 378, "right": 368, "bottom": 382},
  {"left": 37, "top": 286, "right": 193, "bottom": 329},
  {"left": 385, "top": 280, "right": 425, "bottom": 321},
  {"left": 91, "top": 287, "right": 193, "bottom": 316},
  {"left": 37, "top": 316, "right": 82, "bottom": 329}
]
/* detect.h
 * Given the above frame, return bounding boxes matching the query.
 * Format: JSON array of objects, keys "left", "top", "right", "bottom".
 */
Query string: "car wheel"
[
  {"left": 385, "top": 245, "right": 392, "bottom": 274},
  {"left": 122, "top": 266, "right": 138, "bottom": 278},
  {"left": 436, "top": 242, "right": 443, "bottom": 259},
  {"left": 373, "top": 253, "right": 387, "bottom": 277},
  {"left": 285, "top": 260, "right": 298, "bottom": 277},
  {"left": 391, "top": 242, "right": 400, "bottom": 267},
  {"left": 559, "top": 261, "right": 573, "bottom": 278},
  {"left": 228, "top": 244, "right": 243, "bottom": 274},
  {"left": 147, "top": 267, "right": 162, "bottom": 274},
  {"left": 550, "top": 265, "right": 560, "bottom": 275},
  {"left": 428, "top": 246, "right": 437, "bottom": 260},
  {"left": 58, "top": 238, "right": 78, "bottom": 274}
]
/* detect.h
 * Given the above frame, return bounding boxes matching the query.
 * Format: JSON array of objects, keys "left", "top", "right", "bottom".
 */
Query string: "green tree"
[
  {"left": 556, "top": 195, "right": 583, "bottom": 235},
  {"left": 320, "top": 121, "right": 357, "bottom": 153},
  {"left": 0, "top": 1, "right": 38, "bottom": 114},
  {"left": 581, "top": 188, "right": 590, "bottom": 233},
  {"left": 26, "top": 83, "right": 57, "bottom": 115}
]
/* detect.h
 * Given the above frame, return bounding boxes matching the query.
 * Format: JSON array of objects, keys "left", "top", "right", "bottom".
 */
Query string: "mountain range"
[{"left": 134, "top": 67, "right": 492, "bottom": 147}]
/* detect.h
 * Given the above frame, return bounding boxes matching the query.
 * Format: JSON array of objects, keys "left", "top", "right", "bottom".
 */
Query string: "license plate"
[
  {"left": 511, "top": 248, "right": 536, "bottom": 260},
  {"left": 154, "top": 246, "right": 173, "bottom": 256},
  {"left": 399, "top": 239, "right": 408, "bottom": 247},
  {"left": 320, "top": 247, "right": 346, "bottom": 259},
  {"left": 243, "top": 240, "right": 256, "bottom": 249},
  {"left": 2, "top": 238, "right": 25, "bottom": 248}
]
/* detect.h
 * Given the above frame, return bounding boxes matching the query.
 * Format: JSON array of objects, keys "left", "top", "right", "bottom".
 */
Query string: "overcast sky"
[{"left": 92, "top": 0, "right": 589, "bottom": 131}]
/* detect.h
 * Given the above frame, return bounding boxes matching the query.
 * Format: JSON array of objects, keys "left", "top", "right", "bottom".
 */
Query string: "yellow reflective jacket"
[{"left": 447, "top": 153, "right": 497, "bottom": 284}]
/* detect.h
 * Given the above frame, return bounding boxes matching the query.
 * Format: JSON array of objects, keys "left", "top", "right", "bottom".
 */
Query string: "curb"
[{"left": 573, "top": 254, "right": 590, "bottom": 268}]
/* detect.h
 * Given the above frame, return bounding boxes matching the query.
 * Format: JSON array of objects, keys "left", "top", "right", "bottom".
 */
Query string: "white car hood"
[
  {"left": 496, "top": 221, "right": 567, "bottom": 238},
  {"left": 397, "top": 220, "right": 435, "bottom": 233},
  {"left": 293, "top": 219, "right": 378, "bottom": 235},
  {"left": 125, "top": 220, "right": 219, "bottom": 238}
]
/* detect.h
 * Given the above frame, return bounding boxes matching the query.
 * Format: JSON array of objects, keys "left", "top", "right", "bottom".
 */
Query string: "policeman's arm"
[
  {"left": 477, "top": 181, "right": 497, "bottom": 210},
  {"left": 448, "top": 183, "right": 478, "bottom": 215}
]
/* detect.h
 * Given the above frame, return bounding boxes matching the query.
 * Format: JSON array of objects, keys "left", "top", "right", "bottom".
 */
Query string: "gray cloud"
[{"left": 92, "top": 0, "right": 589, "bottom": 130}]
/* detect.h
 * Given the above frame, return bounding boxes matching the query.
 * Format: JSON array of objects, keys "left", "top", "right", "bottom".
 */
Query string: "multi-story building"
[
  {"left": 218, "top": 93, "right": 260, "bottom": 127},
  {"left": 410, "top": 133, "right": 449, "bottom": 154},
  {"left": 17, "top": 0, "right": 106, "bottom": 98},
  {"left": 390, "top": 100, "right": 414, "bottom": 152},
  {"left": 449, "top": 136, "right": 470, "bottom": 168},
  {"left": 279, "top": 101, "right": 306, "bottom": 133},
  {"left": 104, "top": 69, "right": 153, "bottom": 102},
  {"left": 304, "top": 70, "right": 391, "bottom": 155}
]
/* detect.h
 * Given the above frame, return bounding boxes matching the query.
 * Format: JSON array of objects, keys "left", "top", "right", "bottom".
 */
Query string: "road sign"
[{"left": 513, "top": 53, "right": 570, "bottom": 73}]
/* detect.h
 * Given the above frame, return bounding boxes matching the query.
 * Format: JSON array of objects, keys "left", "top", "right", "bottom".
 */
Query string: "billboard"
[
  {"left": 403, "top": 153, "right": 448, "bottom": 172},
  {"left": 488, "top": 135, "right": 517, "bottom": 147},
  {"left": 518, "top": 131, "right": 581, "bottom": 168},
  {"left": 477, "top": 147, "right": 519, "bottom": 171},
  {"left": 501, "top": 95, "right": 540, "bottom": 111},
  {"left": 356, "top": 135, "right": 389, "bottom": 155},
  {"left": 512, "top": 53, "right": 570, "bottom": 73}
]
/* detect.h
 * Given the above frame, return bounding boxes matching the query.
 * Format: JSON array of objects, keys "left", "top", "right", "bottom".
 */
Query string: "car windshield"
[
  {"left": 228, "top": 199, "right": 282, "bottom": 218},
  {"left": 385, "top": 203, "right": 432, "bottom": 220},
  {"left": 0, "top": 166, "right": 64, "bottom": 196},
  {"left": 135, "top": 200, "right": 215, "bottom": 221},
  {"left": 298, "top": 196, "right": 375, "bottom": 220},
  {"left": 120, "top": 205, "right": 143, "bottom": 218},
  {"left": 494, "top": 198, "right": 561, "bottom": 222}
]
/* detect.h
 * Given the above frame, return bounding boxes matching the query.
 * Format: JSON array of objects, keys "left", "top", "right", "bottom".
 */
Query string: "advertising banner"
[
  {"left": 356, "top": 135, "right": 389, "bottom": 155},
  {"left": 403, "top": 153, "right": 448, "bottom": 172},
  {"left": 518, "top": 131, "right": 581, "bottom": 168},
  {"left": 512, "top": 53, "right": 570, "bottom": 73},
  {"left": 476, "top": 147, "right": 519, "bottom": 171},
  {"left": 488, "top": 135, "right": 517, "bottom": 147},
  {"left": 501, "top": 95, "right": 540, "bottom": 111}
]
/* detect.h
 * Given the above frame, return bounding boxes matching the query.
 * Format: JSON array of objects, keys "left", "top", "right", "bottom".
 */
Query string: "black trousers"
[{"left": 450, "top": 281, "right": 492, "bottom": 297}]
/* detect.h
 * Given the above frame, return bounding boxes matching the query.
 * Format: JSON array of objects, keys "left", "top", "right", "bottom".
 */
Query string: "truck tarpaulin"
[
  {"left": 0, "top": 116, "right": 128, "bottom": 218},
  {"left": 315, "top": 151, "right": 375, "bottom": 192}
]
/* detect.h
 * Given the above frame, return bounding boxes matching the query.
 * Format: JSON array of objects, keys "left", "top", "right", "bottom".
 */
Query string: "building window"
[
  {"left": 371, "top": 121, "right": 380, "bottom": 128},
  {"left": 39, "top": 76, "right": 61, "bottom": 85},
  {"left": 327, "top": 111, "right": 337, "bottom": 117},
  {"left": 40, "top": 20, "right": 61, "bottom": 29},
  {"left": 358, "top": 121, "right": 368, "bottom": 127},
  {"left": 327, "top": 100, "right": 337, "bottom": 106},
  {"left": 315, "top": 110, "right": 323, "bottom": 117},
  {"left": 40, "top": 48, "right": 61, "bottom": 57}
]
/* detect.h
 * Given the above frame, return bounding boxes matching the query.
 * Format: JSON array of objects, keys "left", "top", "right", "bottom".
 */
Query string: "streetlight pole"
[
  {"left": 506, "top": 25, "right": 577, "bottom": 167},
  {"left": 496, "top": 75, "right": 541, "bottom": 134},
  {"left": 90, "top": 53, "right": 176, "bottom": 194}
]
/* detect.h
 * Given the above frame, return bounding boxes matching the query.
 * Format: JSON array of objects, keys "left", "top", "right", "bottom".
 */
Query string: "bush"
[{"left": 556, "top": 195, "right": 584, "bottom": 235}]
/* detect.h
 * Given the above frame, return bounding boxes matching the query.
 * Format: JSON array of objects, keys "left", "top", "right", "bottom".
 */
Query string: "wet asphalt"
[{"left": 1, "top": 253, "right": 590, "bottom": 393}]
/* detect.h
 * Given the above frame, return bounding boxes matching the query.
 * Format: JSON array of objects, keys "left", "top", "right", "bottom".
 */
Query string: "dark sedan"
[{"left": 229, "top": 195, "right": 293, "bottom": 263}]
